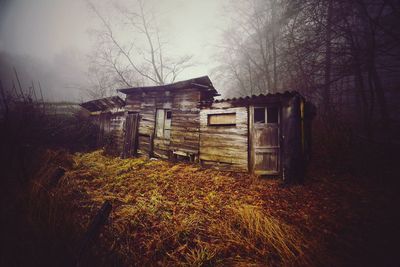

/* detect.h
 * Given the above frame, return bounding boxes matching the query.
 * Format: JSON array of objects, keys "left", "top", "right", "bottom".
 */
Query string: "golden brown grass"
[{"left": 30, "top": 150, "right": 312, "bottom": 266}]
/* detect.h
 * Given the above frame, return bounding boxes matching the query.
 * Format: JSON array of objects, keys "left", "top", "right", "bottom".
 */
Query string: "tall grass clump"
[{"left": 215, "top": 205, "right": 310, "bottom": 266}]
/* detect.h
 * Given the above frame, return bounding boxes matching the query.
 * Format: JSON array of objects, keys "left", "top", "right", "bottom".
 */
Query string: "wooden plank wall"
[
  {"left": 170, "top": 89, "right": 201, "bottom": 155},
  {"left": 109, "top": 114, "right": 125, "bottom": 154},
  {"left": 124, "top": 88, "right": 201, "bottom": 158},
  {"left": 199, "top": 106, "right": 249, "bottom": 172}
]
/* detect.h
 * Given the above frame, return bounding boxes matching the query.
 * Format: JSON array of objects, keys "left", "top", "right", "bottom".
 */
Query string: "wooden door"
[
  {"left": 250, "top": 106, "right": 280, "bottom": 175},
  {"left": 123, "top": 113, "right": 139, "bottom": 158}
]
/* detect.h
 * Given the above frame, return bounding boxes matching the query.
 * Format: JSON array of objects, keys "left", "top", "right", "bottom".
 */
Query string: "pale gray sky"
[{"left": 0, "top": 0, "right": 230, "bottom": 101}]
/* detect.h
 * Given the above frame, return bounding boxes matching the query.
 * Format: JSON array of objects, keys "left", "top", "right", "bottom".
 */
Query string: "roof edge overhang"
[
  {"left": 80, "top": 96, "right": 125, "bottom": 113},
  {"left": 211, "top": 91, "right": 302, "bottom": 104},
  {"left": 117, "top": 76, "right": 219, "bottom": 96}
]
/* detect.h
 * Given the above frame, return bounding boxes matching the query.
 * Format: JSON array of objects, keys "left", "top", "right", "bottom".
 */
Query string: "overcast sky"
[{"left": 0, "top": 0, "right": 230, "bottom": 101}]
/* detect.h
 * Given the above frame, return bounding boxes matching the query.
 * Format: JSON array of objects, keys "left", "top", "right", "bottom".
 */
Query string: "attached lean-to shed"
[
  {"left": 80, "top": 96, "right": 126, "bottom": 152},
  {"left": 82, "top": 76, "right": 315, "bottom": 182}
]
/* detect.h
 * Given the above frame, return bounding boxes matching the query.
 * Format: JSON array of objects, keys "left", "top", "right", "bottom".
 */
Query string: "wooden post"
[
  {"left": 131, "top": 114, "right": 139, "bottom": 156},
  {"left": 149, "top": 133, "right": 154, "bottom": 158},
  {"left": 122, "top": 113, "right": 139, "bottom": 158},
  {"left": 76, "top": 201, "right": 112, "bottom": 266}
]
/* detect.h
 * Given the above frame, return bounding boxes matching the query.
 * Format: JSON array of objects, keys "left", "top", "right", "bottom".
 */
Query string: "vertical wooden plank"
[
  {"left": 155, "top": 109, "right": 164, "bottom": 137},
  {"left": 131, "top": 114, "right": 139, "bottom": 155},
  {"left": 99, "top": 114, "right": 105, "bottom": 146},
  {"left": 249, "top": 106, "right": 255, "bottom": 173},
  {"left": 164, "top": 112, "right": 171, "bottom": 139},
  {"left": 247, "top": 105, "right": 251, "bottom": 172},
  {"left": 122, "top": 114, "right": 131, "bottom": 158},
  {"left": 122, "top": 113, "right": 139, "bottom": 158}
]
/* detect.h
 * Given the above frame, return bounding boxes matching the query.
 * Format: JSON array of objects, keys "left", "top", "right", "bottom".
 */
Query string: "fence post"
[{"left": 76, "top": 200, "right": 112, "bottom": 266}]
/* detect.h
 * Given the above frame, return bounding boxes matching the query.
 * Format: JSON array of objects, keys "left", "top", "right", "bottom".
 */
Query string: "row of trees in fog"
[{"left": 215, "top": 0, "right": 399, "bottom": 136}]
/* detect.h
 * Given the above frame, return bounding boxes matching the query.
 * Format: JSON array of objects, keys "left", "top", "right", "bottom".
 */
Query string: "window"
[
  {"left": 208, "top": 113, "right": 236, "bottom": 126},
  {"left": 254, "top": 107, "right": 265, "bottom": 123},
  {"left": 166, "top": 110, "right": 172, "bottom": 119},
  {"left": 267, "top": 107, "right": 279, "bottom": 123},
  {"left": 156, "top": 109, "right": 171, "bottom": 139},
  {"left": 254, "top": 107, "right": 279, "bottom": 124}
]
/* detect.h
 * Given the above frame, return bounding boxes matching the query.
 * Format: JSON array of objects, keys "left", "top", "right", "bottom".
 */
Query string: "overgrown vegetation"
[
  {"left": 32, "top": 151, "right": 309, "bottom": 266},
  {"left": 21, "top": 149, "right": 398, "bottom": 266},
  {"left": 0, "top": 96, "right": 100, "bottom": 266}
]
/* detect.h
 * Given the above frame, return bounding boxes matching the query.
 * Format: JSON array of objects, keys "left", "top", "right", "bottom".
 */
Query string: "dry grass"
[{"left": 30, "top": 150, "right": 312, "bottom": 266}]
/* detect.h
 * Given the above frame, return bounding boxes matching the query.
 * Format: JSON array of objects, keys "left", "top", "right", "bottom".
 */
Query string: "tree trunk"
[
  {"left": 271, "top": 0, "right": 278, "bottom": 93},
  {"left": 323, "top": 0, "right": 333, "bottom": 121}
]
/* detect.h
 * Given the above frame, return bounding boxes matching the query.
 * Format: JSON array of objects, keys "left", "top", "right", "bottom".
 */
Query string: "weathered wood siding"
[
  {"left": 199, "top": 106, "right": 248, "bottom": 172},
  {"left": 109, "top": 113, "right": 125, "bottom": 155},
  {"left": 170, "top": 89, "right": 201, "bottom": 155},
  {"left": 90, "top": 112, "right": 125, "bottom": 155},
  {"left": 124, "top": 88, "right": 201, "bottom": 158}
]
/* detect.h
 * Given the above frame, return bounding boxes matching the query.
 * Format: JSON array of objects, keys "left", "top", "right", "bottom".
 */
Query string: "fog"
[{"left": 0, "top": 0, "right": 229, "bottom": 102}]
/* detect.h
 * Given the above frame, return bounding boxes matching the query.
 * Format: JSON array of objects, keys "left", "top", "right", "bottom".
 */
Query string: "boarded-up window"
[
  {"left": 208, "top": 113, "right": 236, "bottom": 126},
  {"left": 156, "top": 109, "right": 171, "bottom": 139}
]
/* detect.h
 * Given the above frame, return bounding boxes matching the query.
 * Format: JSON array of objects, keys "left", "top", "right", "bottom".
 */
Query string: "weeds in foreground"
[{"left": 30, "top": 150, "right": 312, "bottom": 266}]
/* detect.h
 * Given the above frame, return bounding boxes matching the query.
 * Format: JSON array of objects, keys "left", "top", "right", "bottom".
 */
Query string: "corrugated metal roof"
[
  {"left": 80, "top": 96, "right": 125, "bottom": 112},
  {"left": 213, "top": 91, "right": 300, "bottom": 103},
  {"left": 117, "top": 76, "right": 219, "bottom": 96}
]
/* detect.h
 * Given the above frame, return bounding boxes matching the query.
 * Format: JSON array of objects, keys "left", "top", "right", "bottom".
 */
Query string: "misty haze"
[
  {"left": 1, "top": 0, "right": 399, "bottom": 266},
  {"left": 0, "top": 0, "right": 227, "bottom": 101}
]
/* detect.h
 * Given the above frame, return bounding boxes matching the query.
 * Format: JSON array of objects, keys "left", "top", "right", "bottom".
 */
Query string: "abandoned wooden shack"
[
  {"left": 80, "top": 96, "right": 126, "bottom": 154},
  {"left": 115, "top": 76, "right": 315, "bottom": 182},
  {"left": 80, "top": 76, "right": 314, "bottom": 182}
]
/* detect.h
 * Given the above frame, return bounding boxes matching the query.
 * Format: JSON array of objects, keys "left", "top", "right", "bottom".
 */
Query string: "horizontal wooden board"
[{"left": 201, "top": 160, "right": 247, "bottom": 172}]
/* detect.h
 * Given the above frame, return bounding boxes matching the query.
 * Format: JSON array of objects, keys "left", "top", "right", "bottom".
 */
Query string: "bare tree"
[{"left": 86, "top": 0, "right": 194, "bottom": 97}]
